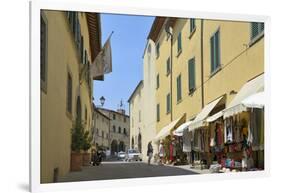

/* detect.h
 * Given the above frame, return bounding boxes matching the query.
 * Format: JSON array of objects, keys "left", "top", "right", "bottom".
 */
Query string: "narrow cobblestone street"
[{"left": 58, "top": 161, "right": 200, "bottom": 182}]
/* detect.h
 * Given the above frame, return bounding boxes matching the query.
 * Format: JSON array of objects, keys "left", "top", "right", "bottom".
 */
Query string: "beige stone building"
[
  {"left": 97, "top": 108, "right": 130, "bottom": 155},
  {"left": 92, "top": 107, "right": 110, "bottom": 150},
  {"left": 40, "top": 10, "right": 102, "bottom": 183},
  {"left": 147, "top": 17, "right": 264, "bottom": 166},
  {"left": 128, "top": 81, "right": 144, "bottom": 152}
]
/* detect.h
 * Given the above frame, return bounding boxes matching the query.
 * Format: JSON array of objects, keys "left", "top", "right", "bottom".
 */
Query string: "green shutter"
[
  {"left": 166, "top": 57, "right": 170, "bottom": 75},
  {"left": 166, "top": 93, "right": 170, "bottom": 113},
  {"left": 251, "top": 22, "right": 259, "bottom": 40},
  {"left": 210, "top": 36, "right": 215, "bottom": 73},
  {"left": 188, "top": 58, "right": 195, "bottom": 92},
  {"left": 177, "top": 32, "right": 182, "bottom": 53},
  {"left": 177, "top": 75, "right": 182, "bottom": 101},
  {"left": 215, "top": 31, "right": 220, "bottom": 69}
]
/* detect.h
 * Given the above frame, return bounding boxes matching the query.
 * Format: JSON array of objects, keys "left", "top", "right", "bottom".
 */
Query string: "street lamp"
[{"left": 100, "top": 96, "right": 105, "bottom": 107}]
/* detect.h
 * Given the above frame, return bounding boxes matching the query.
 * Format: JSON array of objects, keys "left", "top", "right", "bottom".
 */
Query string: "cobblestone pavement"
[{"left": 58, "top": 161, "right": 200, "bottom": 182}]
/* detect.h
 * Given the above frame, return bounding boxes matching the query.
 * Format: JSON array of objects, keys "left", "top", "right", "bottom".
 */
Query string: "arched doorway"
[
  {"left": 131, "top": 137, "right": 134, "bottom": 149},
  {"left": 119, "top": 141, "right": 125, "bottom": 152},
  {"left": 111, "top": 140, "right": 118, "bottom": 155},
  {"left": 138, "top": 133, "right": 142, "bottom": 153}
]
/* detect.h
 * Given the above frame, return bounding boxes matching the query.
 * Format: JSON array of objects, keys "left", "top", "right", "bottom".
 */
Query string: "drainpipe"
[{"left": 200, "top": 19, "right": 205, "bottom": 108}]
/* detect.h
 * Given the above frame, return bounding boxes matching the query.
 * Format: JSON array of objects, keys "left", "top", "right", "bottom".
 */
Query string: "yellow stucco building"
[
  {"left": 40, "top": 10, "right": 102, "bottom": 183},
  {"left": 148, "top": 17, "right": 264, "bottom": 162}
]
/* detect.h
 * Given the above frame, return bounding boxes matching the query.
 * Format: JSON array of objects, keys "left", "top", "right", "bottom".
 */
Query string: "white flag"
[{"left": 90, "top": 36, "right": 112, "bottom": 79}]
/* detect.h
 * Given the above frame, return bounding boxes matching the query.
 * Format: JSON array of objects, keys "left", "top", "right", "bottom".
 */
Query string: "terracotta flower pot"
[
  {"left": 70, "top": 152, "right": 82, "bottom": 171},
  {"left": 82, "top": 152, "right": 91, "bottom": 166}
]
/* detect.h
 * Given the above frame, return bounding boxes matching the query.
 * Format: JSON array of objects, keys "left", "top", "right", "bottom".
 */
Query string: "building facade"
[
  {"left": 40, "top": 10, "right": 102, "bottom": 183},
  {"left": 92, "top": 107, "right": 110, "bottom": 150},
  {"left": 128, "top": 81, "right": 144, "bottom": 152},
  {"left": 97, "top": 108, "right": 130, "bottom": 155},
  {"left": 147, "top": 17, "right": 264, "bottom": 167}
]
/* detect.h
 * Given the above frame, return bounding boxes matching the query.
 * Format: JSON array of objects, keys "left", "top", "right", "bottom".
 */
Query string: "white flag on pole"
[{"left": 90, "top": 34, "right": 112, "bottom": 79}]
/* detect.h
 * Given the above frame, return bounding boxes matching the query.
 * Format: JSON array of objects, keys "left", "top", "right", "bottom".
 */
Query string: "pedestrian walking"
[
  {"left": 158, "top": 140, "right": 164, "bottom": 165},
  {"left": 147, "top": 141, "right": 153, "bottom": 165}
]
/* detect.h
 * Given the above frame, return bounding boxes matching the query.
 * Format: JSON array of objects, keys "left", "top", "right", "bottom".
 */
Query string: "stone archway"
[
  {"left": 138, "top": 133, "right": 142, "bottom": 153},
  {"left": 111, "top": 140, "right": 118, "bottom": 155},
  {"left": 131, "top": 137, "right": 134, "bottom": 149},
  {"left": 119, "top": 141, "right": 125, "bottom": 152}
]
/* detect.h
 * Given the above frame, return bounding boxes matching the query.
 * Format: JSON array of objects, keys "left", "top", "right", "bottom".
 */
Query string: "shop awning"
[
  {"left": 242, "top": 91, "right": 264, "bottom": 109},
  {"left": 206, "top": 111, "right": 223, "bottom": 123},
  {"left": 223, "top": 74, "right": 264, "bottom": 118},
  {"left": 154, "top": 115, "right": 184, "bottom": 141},
  {"left": 173, "top": 121, "right": 193, "bottom": 136},
  {"left": 189, "top": 96, "right": 224, "bottom": 131}
]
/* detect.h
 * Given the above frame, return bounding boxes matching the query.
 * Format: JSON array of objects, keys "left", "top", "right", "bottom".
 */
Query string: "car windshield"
[{"left": 128, "top": 149, "right": 138, "bottom": 154}]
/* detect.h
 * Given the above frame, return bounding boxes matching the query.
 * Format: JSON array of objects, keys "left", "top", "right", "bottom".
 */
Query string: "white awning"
[
  {"left": 189, "top": 96, "right": 224, "bottom": 131},
  {"left": 223, "top": 74, "right": 264, "bottom": 118},
  {"left": 173, "top": 121, "right": 193, "bottom": 136},
  {"left": 206, "top": 111, "right": 223, "bottom": 123},
  {"left": 154, "top": 115, "right": 184, "bottom": 141},
  {"left": 242, "top": 91, "right": 264, "bottom": 109}
]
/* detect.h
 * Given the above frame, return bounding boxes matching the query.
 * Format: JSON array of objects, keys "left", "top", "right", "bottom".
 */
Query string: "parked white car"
[
  {"left": 125, "top": 149, "right": 142, "bottom": 162},
  {"left": 117, "top": 151, "right": 126, "bottom": 160}
]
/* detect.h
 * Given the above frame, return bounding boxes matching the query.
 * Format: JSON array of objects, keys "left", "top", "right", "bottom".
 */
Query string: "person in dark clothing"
[{"left": 147, "top": 141, "right": 153, "bottom": 165}]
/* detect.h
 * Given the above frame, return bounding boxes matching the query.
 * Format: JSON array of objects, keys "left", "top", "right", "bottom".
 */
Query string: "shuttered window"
[
  {"left": 188, "top": 57, "right": 196, "bottom": 93},
  {"left": 177, "top": 32, "right": 182, "bottom": 53},
  {"left": 156, "top": 74, "right": 160, "bottom": 89},
  {"left": 157, "top": 104, "right": 160, "bottom": 122},
  {"left": 166, "top": 93, "right": 171, "bottom": 114},
  {"left": 40, "top": 13, "right": 47, "bottom": 84},
  {"left": 156, "top": 43, "right": 160, "bottom": 58},
  {"left": 210, "top": 30, "right": 221, "bottom": 74},
  {"left": 177, "top": 74, "right": 182, "bottom": 102},
  {"left": 80, "top": 36, "right": 84, "bottom": 63},
  {"left": 190, "top": 18, "right": 196, "bottom": 33},
  {"left": 166, "top": 57, "right": 171, "bottom": 75},
  {"left": 67, "top": 73, "right": 72, "bottom": 113},
  {"left": 251, "top": 22, "right": 264, "bottom": 40}
]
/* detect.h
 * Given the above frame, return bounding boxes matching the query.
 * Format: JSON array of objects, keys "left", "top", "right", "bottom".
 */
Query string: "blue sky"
[{"left": 93, "top": 13, "right": 154, "bottom": 114}]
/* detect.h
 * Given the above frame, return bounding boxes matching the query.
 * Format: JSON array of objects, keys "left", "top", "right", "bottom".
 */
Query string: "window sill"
[
  {"left": 166, "top": 111, "right": 171, "bottom": 115},
  {"left": 41, "top": 80, "right": 47, "bottom": 94},
  {"left": 66, "top": 111, "right": 73, "bottom": 121},
  {"left": 249, "top": 32, "right": 264, "bottom": 47},
  {"left": 166, "top": 72, "right": 171, "bottom": 77},
  {"left": 177, "top": 99, "right": 182, "bottom": 105},
  {"left": 189, "top": 27, "right": 196, "bottom": 39},
  {"left": 177, "top": 49, "right": 182, "bottom": 57},
  {"left": 210, "top": 66, "right": 222, "bottom": 78},
  {"left": 188, "top": 88, "right": 196, "bottom": 96}
]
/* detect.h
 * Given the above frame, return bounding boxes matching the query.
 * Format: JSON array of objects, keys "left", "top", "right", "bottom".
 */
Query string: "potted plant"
[
  {"left": 82, "top": 130, "right": 92, "bottom": 166},
  {"left": 70, "top": 119, "right": 84, "bottom": 171}
]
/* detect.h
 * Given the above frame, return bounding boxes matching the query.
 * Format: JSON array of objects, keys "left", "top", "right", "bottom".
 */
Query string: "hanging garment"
[{"left": 183, "top": 129, "right": 192, "bottom": 152}]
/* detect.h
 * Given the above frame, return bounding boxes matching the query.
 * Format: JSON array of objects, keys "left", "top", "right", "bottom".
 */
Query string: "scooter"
[{"left": 92, "top": 151, "right": 102, "bottom": 166}]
